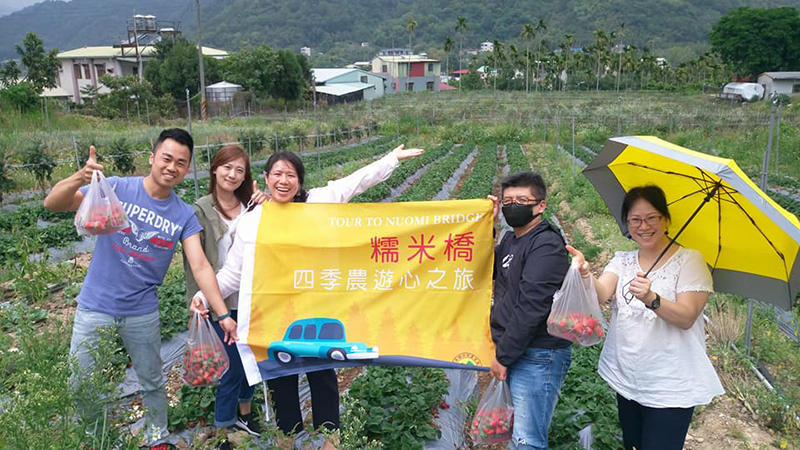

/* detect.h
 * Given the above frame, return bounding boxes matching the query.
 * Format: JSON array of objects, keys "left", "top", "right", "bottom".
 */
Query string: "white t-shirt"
[
  {"left": 216, "top": 203, "right": 245, "bottom": 305},
  {"left": 598, "top": 247, "right": 725, "bottom": 408}
]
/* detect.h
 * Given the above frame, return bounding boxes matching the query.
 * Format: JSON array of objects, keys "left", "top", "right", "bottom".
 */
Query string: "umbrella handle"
[{"left": 622, "top": 279, "right": 636, "bottom": 305}]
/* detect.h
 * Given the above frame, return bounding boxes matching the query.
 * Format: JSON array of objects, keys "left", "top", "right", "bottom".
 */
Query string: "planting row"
[
  {"left": 395, "top": 144, "right": 474, "bottom": 202},
  {"left": 505, "top": 143, "right": 530, "bottom": 174},
  {"left": 352, "top": 142, "right": 454, "bottom": 203},
  {"left": 456, "top": 143, "right": 499, "bottom": 200}
]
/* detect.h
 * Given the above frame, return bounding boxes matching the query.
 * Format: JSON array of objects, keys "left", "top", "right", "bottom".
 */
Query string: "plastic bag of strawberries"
[
  {"left": 470, "top": 378, "right": 514, "bottom": 445},
  {"left": 182, "top": 311, "right": 230, "bottom": 386},
  {"left": 546, "top": 262, "right": 608, "bottom": 346},
  {"left": 74, "top": 170, "right": 129, "bottom": 236}
]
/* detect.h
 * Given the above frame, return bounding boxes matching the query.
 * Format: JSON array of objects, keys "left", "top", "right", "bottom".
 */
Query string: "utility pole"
[
  {"left": 133, "top": 11, "right": 143, "bottom": 81},
  {"left": 195, "top": 0, "right": 207, "bottom": 120}
]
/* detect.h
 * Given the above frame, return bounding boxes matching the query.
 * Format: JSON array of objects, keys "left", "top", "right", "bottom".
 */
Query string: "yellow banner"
[{"left": 245, "top": 199, "right": 495, "bottom": 376}]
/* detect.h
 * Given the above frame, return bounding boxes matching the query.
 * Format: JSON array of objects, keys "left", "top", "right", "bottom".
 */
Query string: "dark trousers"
[
  {"left": 267, "top": 369, "right": 339, "bottom": 434},
  {"left": 617, "top": 393, "right": 694, "bottom": 450}
]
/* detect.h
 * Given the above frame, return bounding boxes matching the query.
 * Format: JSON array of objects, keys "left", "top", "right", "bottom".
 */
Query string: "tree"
[
  {"left": 455, "top": 16, "right": 469, "bottom": 89},
  {"left": 19, "top": 140, "right": 55, "bottom": 189},
  {"left": 0, "top": 61, "right": 21, "bottom": 87},
  {"left": 406, "top": 18, "right": 418, "bottom": 51},
  {"left": 0, "top": 81, "right": 38, "bottom": 112},
  {"left": 520, "top": 23, "right": 535, "bottom": 92},
  {"left": 710, "top": 7, "right": 800, "bottom": 78},
  {"left": 491, "top": 39, "right": 505, "bottom": 95},
  {"left": 271, "top": 50, "right": 307, "bottom": 103},
  {"left": 534, "top": 19, "right": 547, "bottom": 92},
  {"left": 222, "top": 45, "right": 279, "bottom": 97},
  {"left": 561, "top": 34, "right": 574, "bottom": 91},
  {"left": 93, "top": 74, "right": 175, "bottom": 121},
  {"left": 144, "top": 36, "right": 222, "bottom": 99},
  {"left": 14, "top": 32, "right": 59, "bottom": 94},
  {"left": 443, "top": 36, "right": 455, "bottom": 76}
]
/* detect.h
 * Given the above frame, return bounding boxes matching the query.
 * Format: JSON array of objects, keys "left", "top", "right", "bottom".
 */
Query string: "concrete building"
[
  {"left": 480, "top": 42, "right": 494, "bottom": 53},
  {"left": 757, "top": 72, "right": 800, "bottom": 96},
  {"left": 56, "top": 45, "right": 227, "bottom": 103},
  {"left": 311, "top": 68, "right": 388, "bottom": 104},
  {"left": 371, "top": 52, "right": 441, "bottom": 93},
  {"left": 301, "top": 47, "right": 311, "bottom": 56}
]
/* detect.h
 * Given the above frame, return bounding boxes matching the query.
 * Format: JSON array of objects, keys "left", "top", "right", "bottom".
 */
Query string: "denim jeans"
[
  {"left": 506, "top": 346, "right": 572, "bottom": 450},
  {"left": 211, "top": 310, "right": 256, "bottom": 428},
  {"left": 70, "top": 305, "right": 168, "bottom": 446}
]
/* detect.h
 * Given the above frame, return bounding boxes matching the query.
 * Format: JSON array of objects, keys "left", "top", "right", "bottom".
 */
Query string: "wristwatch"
[{"left": 647, "top": 293, "right": 661, "bottom": 310}]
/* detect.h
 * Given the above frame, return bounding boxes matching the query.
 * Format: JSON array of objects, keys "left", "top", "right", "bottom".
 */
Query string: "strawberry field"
[{"left": 0, "top": 91, "right": 799, "bottom": 449}]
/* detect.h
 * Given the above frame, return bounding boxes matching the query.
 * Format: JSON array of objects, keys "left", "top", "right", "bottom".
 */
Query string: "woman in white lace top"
[{"left": 567, "top": 185, "right": 723, "bottom": 450}]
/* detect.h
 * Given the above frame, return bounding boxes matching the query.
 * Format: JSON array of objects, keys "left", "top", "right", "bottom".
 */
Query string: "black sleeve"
[{"left": 495, "top": 236, "right": 569, "bottom": 366}]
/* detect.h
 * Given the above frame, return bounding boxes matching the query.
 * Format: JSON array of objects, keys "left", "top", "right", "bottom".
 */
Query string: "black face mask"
[{"left": 502, "top": 204, "right": 541, "bottom": 228}]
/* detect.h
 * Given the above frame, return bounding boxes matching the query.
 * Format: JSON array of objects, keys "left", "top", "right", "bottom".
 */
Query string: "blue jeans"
[
  {"left": 506, "top": 347, "right": 572, "bottom": 450},
  {"left": 211, "top": 310, "right": 255, "bottom": 428},
  {"left": 70, "top": 305, "right": 168, "bottom": 446}
]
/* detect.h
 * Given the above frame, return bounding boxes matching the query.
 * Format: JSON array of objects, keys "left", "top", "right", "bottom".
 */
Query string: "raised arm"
[
  {"left": 44, "top": 145, "right": 102, "bottom": 212},
  {"left": 310, "top": 144, "right": 424, "bottom": 203}
]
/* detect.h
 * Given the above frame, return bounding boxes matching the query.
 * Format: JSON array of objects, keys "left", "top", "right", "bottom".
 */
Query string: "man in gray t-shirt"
[{"left": 44, "top": 128, "right": 235, "bottom": 449}]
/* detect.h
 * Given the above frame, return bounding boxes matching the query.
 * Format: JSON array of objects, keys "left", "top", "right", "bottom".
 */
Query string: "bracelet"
[{"left": 217, "top": 312, "right": 231, "bottom": 321}]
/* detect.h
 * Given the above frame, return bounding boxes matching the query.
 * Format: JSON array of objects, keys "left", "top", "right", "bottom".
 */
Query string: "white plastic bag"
[
  {"left": 469, "top": 378, "right": 514, "bottom": 444},
  {"left": 182, "top": 311, "right": 230, "bottom": 386},
  {"left": 74, "top": 170, "right": 129, "bottom": 236},
  {"left": 547, "top": 263, "right": 607, "bottom": 346}
]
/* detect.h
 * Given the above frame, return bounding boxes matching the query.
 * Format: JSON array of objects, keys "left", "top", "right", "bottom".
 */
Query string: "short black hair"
[
  {"left": 500, "top": 171, "right": 547, "bottom": 200},
  {"left": 622, "top": 185, "right": 671, "bottom": 222},
  {"left": 153, "top": 128, "right": 194, "bottom": 157}
]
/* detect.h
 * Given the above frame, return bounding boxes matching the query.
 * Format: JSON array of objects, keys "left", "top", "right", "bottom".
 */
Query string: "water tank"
[
  {"left": 134, "top": 14, "right": 146, "bottom": 31},
  {"left": 144, "top": 15, "right": 156, "bottom": 31}
]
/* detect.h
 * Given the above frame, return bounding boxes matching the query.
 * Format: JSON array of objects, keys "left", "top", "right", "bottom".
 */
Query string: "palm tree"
[
  {"left": 562, "top": 34, "right": 574, "bottom": 91},
  {"left": 492, "top": 39, "right": 505, "bottom": 95},
  {"left": 520, "top": 23, "right": 535, "bottom": 92},
  {"left": 455, "top": 16, "right": 469, "bottom": 90},
  {"left": 443, "top": 36, "right": 455, "bottom": 76},
  {"left": 406, "top": 18, "right": 418, "bottom": 51},
  {"left": 534, "top": 19, "right": 547, "bottom": 92},
  {"left": 507, "top": 44, "right": 521, "bottom": 90},
  {"left": 591, "top": 29, "right": 609, "bottom": 90}
]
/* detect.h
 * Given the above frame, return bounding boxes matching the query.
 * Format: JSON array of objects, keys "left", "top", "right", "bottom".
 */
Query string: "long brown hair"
[{"left": 209, "top": 145, "right": 253, "bottom": 219}]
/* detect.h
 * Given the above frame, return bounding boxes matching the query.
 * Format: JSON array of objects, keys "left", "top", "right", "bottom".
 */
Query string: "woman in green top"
[{"left": 183, "top": 144, "right": 268, "bottom": 449}]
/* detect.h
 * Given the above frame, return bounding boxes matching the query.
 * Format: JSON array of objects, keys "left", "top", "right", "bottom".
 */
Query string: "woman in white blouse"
[
  {"left": 191, "top": 144, "right": 423, "bottom": 449},
  {"left": 567, "top": 185, "right": 723, "bottom": 450}
]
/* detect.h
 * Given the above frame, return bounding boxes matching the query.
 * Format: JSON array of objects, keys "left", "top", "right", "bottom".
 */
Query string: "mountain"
[{"left": 1, "top": 0, "right": 797, "bottom": 62}]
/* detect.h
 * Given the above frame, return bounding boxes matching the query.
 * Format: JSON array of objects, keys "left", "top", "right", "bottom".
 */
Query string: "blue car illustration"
[{"left": 268, "top": 318, "right": 379, "bottom": 365}]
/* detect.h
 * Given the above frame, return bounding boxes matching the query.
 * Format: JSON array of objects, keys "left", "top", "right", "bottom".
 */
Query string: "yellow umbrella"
[{"left": 583, "top": 136, "right": 800, "bottom": 310}]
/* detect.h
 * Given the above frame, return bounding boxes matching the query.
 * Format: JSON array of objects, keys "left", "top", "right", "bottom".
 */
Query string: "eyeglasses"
[
  {"left": 626, "top": 214, "right": 662, "bottom": 228},
  {"left": 501, "top": 197, "right": 542, "bottom": 207}
]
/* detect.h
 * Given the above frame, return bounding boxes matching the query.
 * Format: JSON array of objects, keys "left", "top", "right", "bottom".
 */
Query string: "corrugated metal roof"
[
  {"left": 316, "top": 83, "right": 373, "bottom": 96},
  {"left": 207, "top": 81, "right": 242, "bottom": 89},
  {"left": 312, "top": 68, "right": 357, "bottom": 83},
  {"left": 760, "top": 72, "right": 800, "bottom": 80},
  {"left": 40, "top": 85, "right": 71, "bottom": 98},
  {"left": 57, "top": 46, "right": 227, "bottom": 59}
]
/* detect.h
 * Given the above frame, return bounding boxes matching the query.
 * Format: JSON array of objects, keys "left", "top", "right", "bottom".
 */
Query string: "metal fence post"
[
  {"left": 572, "top": 116, "right": 576, "bottom": 176},
  {"left": 774, "top": 103, "right": 783, "bottom": 173},
  {"left": 72, "top": 135, "right": 81, "bottom": 168}
]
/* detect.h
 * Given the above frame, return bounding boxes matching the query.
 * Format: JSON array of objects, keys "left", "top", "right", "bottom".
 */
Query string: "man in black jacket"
[{"left": 489, "top": 171, "right": 571, "bottom": 449}]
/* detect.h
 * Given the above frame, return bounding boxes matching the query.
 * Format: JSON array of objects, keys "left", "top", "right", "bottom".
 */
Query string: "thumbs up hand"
[
  {"left": 250, "top": 179, "right": 270, "bottom": 205},
  {"left": 81, "top": 145, "right": 104, "bottom": 183}
]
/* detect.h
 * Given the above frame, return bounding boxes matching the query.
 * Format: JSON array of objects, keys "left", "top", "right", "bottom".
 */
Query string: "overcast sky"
[{"left": 0, "top": 0, "right": 49, "bottom": 17}]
